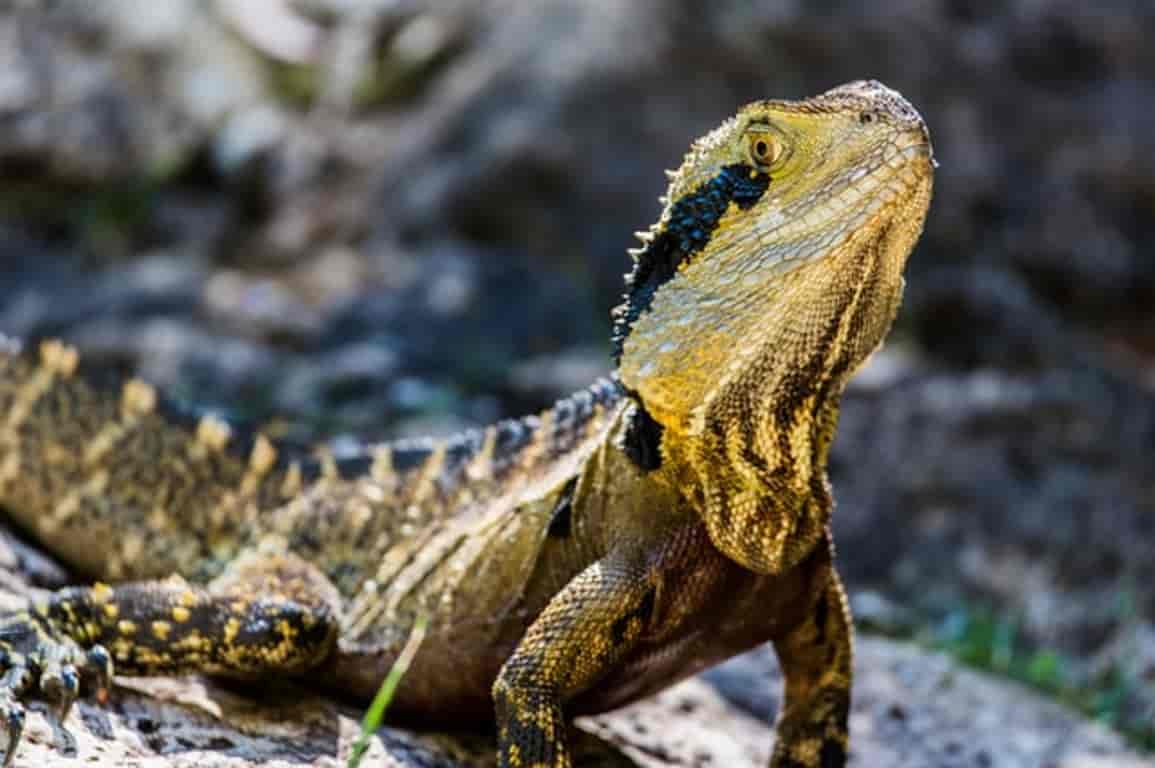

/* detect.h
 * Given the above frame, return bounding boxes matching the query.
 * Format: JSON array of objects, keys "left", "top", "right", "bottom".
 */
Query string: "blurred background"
[{"left": 0, "top": 0, "right": 1151, "bottom": 750}]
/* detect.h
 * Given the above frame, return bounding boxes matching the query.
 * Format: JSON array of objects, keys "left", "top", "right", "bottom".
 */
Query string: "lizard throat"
[{"left": 610, "top": 163, "right": 771, "bottom": 364}]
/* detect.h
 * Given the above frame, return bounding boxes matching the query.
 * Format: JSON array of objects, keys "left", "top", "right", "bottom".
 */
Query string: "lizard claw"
[
  {"left": 0, "top": 664, "right": 30, "bottom": 768},
  {"left": 40, "top": 657, "right": 81, "bottom": 756},
  {"left": 41, "top": 648, "right": 82, "bottom": 723},
  {"left": 0, "top": 611, "right": 114, "bottom": 765},
  {"left": 0, "top": 706, "right": 24, "bottom": 768},
  {"left": 85, "top": 646, "right": 113, "bottom": 704}
]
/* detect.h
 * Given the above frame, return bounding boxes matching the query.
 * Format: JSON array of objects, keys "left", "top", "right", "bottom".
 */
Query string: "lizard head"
[{"left": 611, "top": 80, "right": 934, "bottom": 431}]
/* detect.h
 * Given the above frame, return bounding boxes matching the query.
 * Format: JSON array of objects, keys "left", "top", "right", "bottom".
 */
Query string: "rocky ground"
[
  {"left": 3, "top": 639, "right": 1148, "bottom": 768},
  {"left": 1, "top": 0, "right": 1154, "bottom": 761},
  {"left": 0, "top": 537, "right": 1147, "bottom": 767}
]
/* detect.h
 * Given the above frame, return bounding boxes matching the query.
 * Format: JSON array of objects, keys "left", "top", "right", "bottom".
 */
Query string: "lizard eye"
[{"left": 747, "top": 131, "right": 784, "bottom": 170}]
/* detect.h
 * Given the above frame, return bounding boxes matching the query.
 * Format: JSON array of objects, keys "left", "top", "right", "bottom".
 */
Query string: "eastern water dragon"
[{"left": 0, "top": 80, "right": 934, "bottom": 767}]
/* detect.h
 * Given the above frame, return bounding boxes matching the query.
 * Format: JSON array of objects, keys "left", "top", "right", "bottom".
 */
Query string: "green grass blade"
[{"left": 347, "top": 613, "right": 430, "bottom": 768}]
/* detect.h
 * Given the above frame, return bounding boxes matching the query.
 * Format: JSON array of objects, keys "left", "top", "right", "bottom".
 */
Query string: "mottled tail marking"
[
  {"left": 191, "top": 414, "right": 232, "bottom": 457},
  {"left": 0, "top": 341, "right": 79, "bottom": 494},
  {"left": 239, "top": 434, "right": 278, "bottom": 497},
  {"left": 82, "top": 378, "right": 156, "bottom": 467},
  {"left": 3, "top": 340, "right": 78, "bottom": 434}
]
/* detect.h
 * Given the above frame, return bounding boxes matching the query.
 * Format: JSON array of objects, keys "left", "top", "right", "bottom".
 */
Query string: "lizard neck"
[
  {"left": 630, "top": 208, "right": 910, "bottom": 457},
  {"left": 620, "top": 212, "right": 917, "bottom": 573},
  {"left": 694, "top": 218, "right": 907, "bottom": 468},
  {"left": 604, "top": 82, "right": 935, "bottom": 573}
]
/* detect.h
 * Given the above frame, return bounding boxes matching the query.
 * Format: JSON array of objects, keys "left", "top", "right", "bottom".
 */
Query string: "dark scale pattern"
[
  {"left": 609, "top": 587, "right": 656, "bottom": 646},
  {"left": 437, "top": 429, "right": 484, "bottom": 494},
  {"left": 390, "top": 442, "right": 436, "bottom": 473},
  {"left": 494, "top": 419, "right": 533, "bottom": 462},
  {"left": 667, "top": 163, "right": 771, "bottom": 253},
  {"left": 611, "top": 163, "right": 771, "bottom": 362},
  {"left": 622, "top": 400, "right": 664, "bottom": 472},
  {"left": 821, "top": 741, "right": 847, "bottom": 768},
  {"left": 298, "top": 378, "right": 623, "bottom": 496},
  {"left": 488, "top": 378, "right": 623, "bottom": 481},
  {"left": 547, "top": 478, "right": 577, "bottom": 539},
  {"left": 545, "top": 384, "right": 599, "bottom": 459},
  {"left": 814, "top": 592, "right": 829, "bottom": 647},
  {"left": 332, "top": 454, "right": 374, "bottom": 480}
]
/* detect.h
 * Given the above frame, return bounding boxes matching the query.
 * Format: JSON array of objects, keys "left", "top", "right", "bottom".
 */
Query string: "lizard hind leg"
[{"left": 769, "top": 563, "right": 853, "bottom": 768}]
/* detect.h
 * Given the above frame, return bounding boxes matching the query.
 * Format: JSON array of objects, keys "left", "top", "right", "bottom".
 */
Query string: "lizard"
[{"left": 0, "top": 79, "right": 933, "bottom": 767}]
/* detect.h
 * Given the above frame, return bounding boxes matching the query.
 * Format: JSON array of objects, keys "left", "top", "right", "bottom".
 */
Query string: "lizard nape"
[{"left": 0, "top": 79, "right": 933, "bottom": 768}]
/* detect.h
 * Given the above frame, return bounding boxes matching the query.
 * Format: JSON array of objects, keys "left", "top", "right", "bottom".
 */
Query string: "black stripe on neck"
[
  {"left": 610, "top": 163, "right": 771, "bottom": 363},
  {"left": 622, "top": 397, "right": 664, "bottom": 472}
]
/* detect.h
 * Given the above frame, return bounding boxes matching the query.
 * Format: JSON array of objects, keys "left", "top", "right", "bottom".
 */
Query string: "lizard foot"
[
  {"left": 0, "top": 608, "right": 112, "bottom": 767},
  {"left": 769, "top": 688, "right": 849, "bottom": 768}
]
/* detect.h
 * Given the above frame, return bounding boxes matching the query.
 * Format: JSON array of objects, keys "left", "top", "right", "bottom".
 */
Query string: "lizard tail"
[
  {"left": 0, "top": 335, "right": 624, "bottom": 581},
  {"left": 0, "top": 335, "right": 299, "bottom": 580}
]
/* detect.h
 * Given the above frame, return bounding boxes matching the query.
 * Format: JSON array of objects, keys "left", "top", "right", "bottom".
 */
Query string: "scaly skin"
[{"left": 0, "top": 80, "right": 933, "bottom": 767}]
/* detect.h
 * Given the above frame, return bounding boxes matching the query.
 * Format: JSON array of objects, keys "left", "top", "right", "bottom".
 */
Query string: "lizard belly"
[
  {"left": 322, "top": 551, "right": 590, "bottom": 723},
  {"left": 327, "top": 632, "right": 517, "bottom": 723},
  {"left": 320, "top": 489, "right": 598, "bottom": 722}
]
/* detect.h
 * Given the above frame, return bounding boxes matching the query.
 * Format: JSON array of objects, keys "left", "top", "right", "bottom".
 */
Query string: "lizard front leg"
[
  {"left": 492, "top": 551, "right": 657, "bottom": 768},
  {"left": 769, "top": 552, "right": 852, "bottom": 768},
  {"left": 0, "top": 545, "right": 339, "bottom": 765}
]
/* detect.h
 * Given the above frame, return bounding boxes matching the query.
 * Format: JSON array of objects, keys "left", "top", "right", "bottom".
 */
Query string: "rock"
[
  {"left": 706, "top": 639, "right": 1151, "bottom": 768},
  {"left": 0, "top": 525, "right": 1145, "bottom": 767},
  {"left": 834, "top": 367, "right": 1155, "bottom": 736},
  {"left": 2, "top": 618, "right": 1147, "bottom": 766}
]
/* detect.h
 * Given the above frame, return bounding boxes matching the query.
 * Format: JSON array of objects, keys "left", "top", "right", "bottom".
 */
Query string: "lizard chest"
[{"left": 570, "top": 523, "right": 831, "bottom": 715}]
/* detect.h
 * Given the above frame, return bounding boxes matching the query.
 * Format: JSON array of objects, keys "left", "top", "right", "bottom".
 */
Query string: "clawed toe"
[
  {"left": 0, "top": 614, "right": 115, "bottom": 765},
  {"left": 84, "top": 646, "right": 112, "bottom": 703},
  {"left": 40, "top": 661, "right": 81, "bottom": 721},
  {"left": 0, "top": 659, "right": 32, "bottom": 764},
  {"left": 0, "top": 702, "right": 24, "bottom": 768},
  {"left": 41, "top": 634, "right": 85, "bottom": 713}
]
